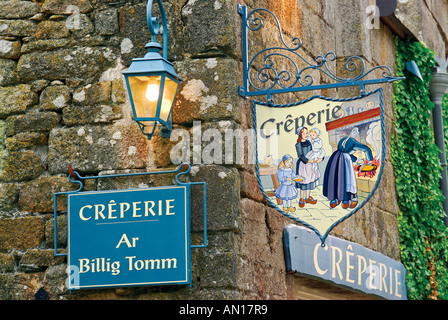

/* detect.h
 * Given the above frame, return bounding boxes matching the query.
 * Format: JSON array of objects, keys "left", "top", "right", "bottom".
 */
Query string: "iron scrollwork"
[{"left": 238, "top": 5, "right": 404, "bottom": 104}]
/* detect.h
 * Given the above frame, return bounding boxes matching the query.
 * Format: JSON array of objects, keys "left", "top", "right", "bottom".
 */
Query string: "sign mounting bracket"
[{"left": 237, "top": 4, "right": 404, "bottom": 105}]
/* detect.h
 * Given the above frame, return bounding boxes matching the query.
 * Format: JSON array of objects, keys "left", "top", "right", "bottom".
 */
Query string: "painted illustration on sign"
[{"left": 254, "top": 89, "right": 384, "bottom": 244}]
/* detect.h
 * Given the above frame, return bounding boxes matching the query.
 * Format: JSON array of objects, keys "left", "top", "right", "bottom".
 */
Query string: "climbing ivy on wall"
[{"left": 392, "top": 37, "right": 448, "bottom": 300}]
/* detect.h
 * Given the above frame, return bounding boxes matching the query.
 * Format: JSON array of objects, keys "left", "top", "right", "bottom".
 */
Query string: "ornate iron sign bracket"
[
  {"left": 53, "top": 162, "right": 207, "bottom": 257},
  {"left": 237, "top": 5, "right": 404, "bottom": 104}
]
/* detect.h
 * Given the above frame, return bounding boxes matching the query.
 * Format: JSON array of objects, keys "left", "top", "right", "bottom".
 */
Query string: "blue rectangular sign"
[{"left": 67, "top": 185, "right": 191, "bottom": 290}]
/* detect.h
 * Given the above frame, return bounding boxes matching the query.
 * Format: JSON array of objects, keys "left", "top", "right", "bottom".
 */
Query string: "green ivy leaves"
[{"left": 392, "top": 37, "right": 448, "bottom": 300}]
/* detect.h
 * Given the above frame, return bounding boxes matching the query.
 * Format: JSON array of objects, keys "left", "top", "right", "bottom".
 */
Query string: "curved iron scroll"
[{"left": 238, "top": 5, "right": 404, "bottom": 104}]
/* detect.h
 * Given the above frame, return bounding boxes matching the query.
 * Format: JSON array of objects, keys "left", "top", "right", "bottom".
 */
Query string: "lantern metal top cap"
[
  {"left": 123, "top": 41, "right": 181, "bottom": 81},
  {"left": 145, "top": 41, "right": 163, "bottom": 53}
]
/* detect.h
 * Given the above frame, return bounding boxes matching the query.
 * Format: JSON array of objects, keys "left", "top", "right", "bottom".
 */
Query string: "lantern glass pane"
[
  {"left": 128, "top": 75, "right": 162, "bottom": 120},
  {"left": 159, "top": 77, "right": 179, "bottom": 122}
]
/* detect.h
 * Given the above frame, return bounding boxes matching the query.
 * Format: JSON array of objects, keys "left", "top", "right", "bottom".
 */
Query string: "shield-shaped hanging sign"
[{"left": 254, "top": 89, "right": 385, "bottom": 245}]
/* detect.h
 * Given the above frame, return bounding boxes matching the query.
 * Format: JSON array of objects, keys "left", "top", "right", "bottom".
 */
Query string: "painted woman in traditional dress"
[
  {"left": 295, "top": 127, "right": 323, "bottom": 208},
  {"left": 323, "top": 127, "right": 373, "bottom": 209}
]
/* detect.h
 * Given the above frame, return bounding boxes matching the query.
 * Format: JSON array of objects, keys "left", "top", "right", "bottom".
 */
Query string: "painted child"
[
  {"left": 305, "top": 128, "right": 325, "bottom": 173},
  {"left": 275, "top": 154, "right": 300, "bottom": 213}
]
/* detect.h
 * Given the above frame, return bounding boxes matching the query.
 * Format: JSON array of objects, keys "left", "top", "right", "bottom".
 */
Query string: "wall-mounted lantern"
[
  {"left": 122, "top": 0, "right": 182, "bottom": 140},
  {"left": 406, "top": 61, "right": 424, "bottom": 81}
]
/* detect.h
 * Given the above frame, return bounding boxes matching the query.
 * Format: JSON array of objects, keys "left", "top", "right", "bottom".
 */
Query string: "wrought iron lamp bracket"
[
  {"left": 237, "top": 5, "right": 404, "bottom": 105},
  {"left": 147, "top": 0, "right": 168, "bottom": 60}
]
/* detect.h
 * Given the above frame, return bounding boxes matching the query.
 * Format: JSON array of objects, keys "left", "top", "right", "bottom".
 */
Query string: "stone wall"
[
  {"left": 0, "top": 0, "right": 248, "bottom": 300},
  {"left": 0, "top": 0, "right": 446, "bottom": 300}
]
